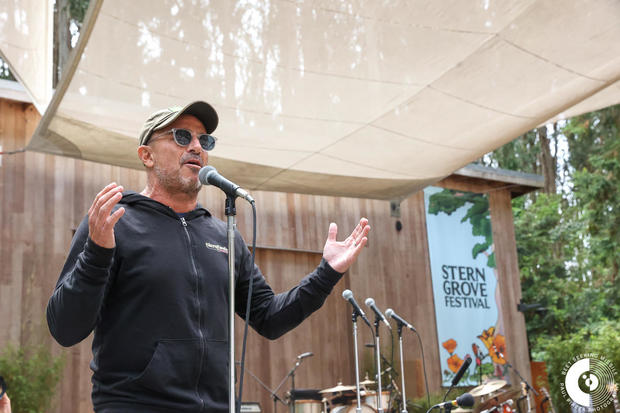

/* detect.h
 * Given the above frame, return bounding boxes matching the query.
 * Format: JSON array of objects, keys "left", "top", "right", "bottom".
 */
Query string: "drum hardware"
[
  {"left": 470, "top": 380, "right": 508, "bottom": 398},
  {"left": 319, "top": 383, "right": 357, "bottom": 394},
  {"left": 539, "top": 387, "right": 555, "bottom": 413},
  {"left": 480, "top": 399, "right": 514, "bottom": 413},
  {"left": 515, "top": 382, "right": 531, "bottom": 413},
  {"left": 492, "top": 349, "right": 538, "bottom": 413},
  {"left": 359, "top": 374, "right": 376, "bottom": 387}
]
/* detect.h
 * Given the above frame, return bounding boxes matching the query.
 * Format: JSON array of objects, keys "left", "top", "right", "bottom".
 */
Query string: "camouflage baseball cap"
[{"left": 138, "top": 101, "right": 219, "bottom": 146}]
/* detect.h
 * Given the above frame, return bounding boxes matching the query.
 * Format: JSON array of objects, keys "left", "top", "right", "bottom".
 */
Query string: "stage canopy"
[{"left": 1, "top": 0, "right": 619, "bottom": 200}]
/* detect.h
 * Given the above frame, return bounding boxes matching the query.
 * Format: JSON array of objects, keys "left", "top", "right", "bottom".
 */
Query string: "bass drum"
[
  {"left": 363, "top": 391, "right": 390, "bottom": 411},
  {"left": 293, "top": 400, "right": 322, "bottom": 413}
]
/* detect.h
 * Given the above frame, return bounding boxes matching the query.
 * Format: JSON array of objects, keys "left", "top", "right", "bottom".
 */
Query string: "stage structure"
[{"left": 0, "top": 97, "right": 543, "bottom": 413}]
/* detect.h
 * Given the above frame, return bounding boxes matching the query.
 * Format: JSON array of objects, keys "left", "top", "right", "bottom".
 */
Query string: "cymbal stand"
[
  {"left": 498, "top": 352, "right": 538, "bottom": 413},
  {"left": 373, "top": 314, "right": 384, "bottom": 413},
  {"left": 352, "top": 311, "right": 363, "bottom": 413}
]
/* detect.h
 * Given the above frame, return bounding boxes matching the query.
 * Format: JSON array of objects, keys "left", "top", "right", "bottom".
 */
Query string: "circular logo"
[{"left": 560, "top": 353, "right": 617, "bottom": 410}]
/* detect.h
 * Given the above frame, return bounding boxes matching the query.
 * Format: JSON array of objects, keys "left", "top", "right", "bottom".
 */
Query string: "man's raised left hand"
[{"left": 322, "top": 218, "right": 370, "bottom": 273}]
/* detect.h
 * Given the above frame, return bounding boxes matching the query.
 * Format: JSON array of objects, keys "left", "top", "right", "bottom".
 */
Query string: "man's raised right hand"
[{"left": 88, "top": 183, "right": 126, "bottom": 249}]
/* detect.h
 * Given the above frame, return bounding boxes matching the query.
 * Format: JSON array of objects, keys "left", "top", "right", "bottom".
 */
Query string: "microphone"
[
  {"left": 342, "top": 290, "right": 371, "bottom": 327},
  {"left": 385, "top": 308, "right": 417, "bottom": 332},
  {"left": 435, "top": 393, "right": 474, "bottom": 409},
  {"left": 364, "top": 298, "right": 391, "bottom": 330},
  {"left": 451, "top": 355, "right": 472, "bottom": 386},
  {"left": 199, "top": 166, "right": 254, "bottom": 203},
  {"left": 297, "top": 352, "right": 313, "bottom": 360}
]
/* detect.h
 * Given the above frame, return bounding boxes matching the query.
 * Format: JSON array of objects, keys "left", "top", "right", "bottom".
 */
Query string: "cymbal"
[
  {"left": 452, "top": 408, "right": 473, "bottom": 412},
  {"left": 319, "top": 383, "right": 356, "bottom": 393},
  {"left": 360, "top": 378, "right": 376, "bottom": 386},
  {"left": 470, "top": 379, "right": 508, "bottom": 397}
]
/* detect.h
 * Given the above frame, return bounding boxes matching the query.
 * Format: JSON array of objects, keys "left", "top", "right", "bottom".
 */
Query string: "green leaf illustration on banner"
[{"left": 428, "top": 189, "right": 495, "bottom": 268}]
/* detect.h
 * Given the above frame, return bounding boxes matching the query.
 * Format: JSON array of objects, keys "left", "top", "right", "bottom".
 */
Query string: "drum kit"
[{"left": 289, "top": 376, "right": 393, "bottom": 413}]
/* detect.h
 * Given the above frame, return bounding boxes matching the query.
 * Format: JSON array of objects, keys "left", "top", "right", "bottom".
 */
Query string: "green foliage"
[
  {"left": 67, "top": 0, "right": 91, "bottom": 24},
  {"left": 0, "top": 57, "right": 16, "bottom": 81},
  {"left": 428, "top": 189, "right": 495, "bottom": 268},
  {"left": 483, "top": 104, "right": 620, "bottom": 411},
  {"left": 536, "top": 319, "right": 620, "bottom": 412},
  {"left": 0, "top": 344, "right": 64, "bottom": 413}
]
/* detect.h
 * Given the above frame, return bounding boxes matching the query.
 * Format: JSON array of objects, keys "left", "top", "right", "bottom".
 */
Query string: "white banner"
[{"left": 424, "top": 186, "right": 508, "bottom": 386}]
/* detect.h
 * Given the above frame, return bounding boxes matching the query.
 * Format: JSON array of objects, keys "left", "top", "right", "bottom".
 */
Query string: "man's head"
[{"left": 137, "top": 102, "right": 218, "bottom": 197}]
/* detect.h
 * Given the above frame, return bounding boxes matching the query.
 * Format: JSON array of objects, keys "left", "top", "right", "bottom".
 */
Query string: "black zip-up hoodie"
[{"left": 47, "top": 192, "right": 343, "bottom": 412}]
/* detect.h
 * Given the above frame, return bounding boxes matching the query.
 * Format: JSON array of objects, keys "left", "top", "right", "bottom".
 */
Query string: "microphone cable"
[
  {"left": 236, "top": 201, "right": 257, "bottom": 413},
  {"left": 414, "top": 328, "right": 431, "bottom": 408},
  {"left": 388, "top": 325, "right": 395, "bottom": 410}
]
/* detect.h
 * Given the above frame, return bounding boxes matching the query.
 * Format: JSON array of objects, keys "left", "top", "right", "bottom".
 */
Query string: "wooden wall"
[{"left": 0, "top": 98, "right": 531, "bottom": 412}]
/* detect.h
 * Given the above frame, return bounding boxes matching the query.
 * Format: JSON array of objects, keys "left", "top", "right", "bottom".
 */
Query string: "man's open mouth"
[{"left": 183, "top": 159, "right": 202, "bottom": 168}]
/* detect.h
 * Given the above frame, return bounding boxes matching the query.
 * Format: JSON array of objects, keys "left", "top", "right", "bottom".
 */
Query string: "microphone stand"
[
  {"left": 237, "top": 362, "right": 289, "bottom": 412},
  {"left": 226, "top": 195, "right": 237, "bottom": 413},
  {"left": 272, "top": 356, "right": 307, "bottom": 413},
  {"left": 373, "top": 314, "right": 384, "bottom": 413},
  {"left": 395, "top": 322, "right": 408, "bottom": 413},
  {"left": 351, "top": 311, "right": 363, "bottom": 413},
  {"left": 498, "top": 351, "right": 538, "bottom": 413}
]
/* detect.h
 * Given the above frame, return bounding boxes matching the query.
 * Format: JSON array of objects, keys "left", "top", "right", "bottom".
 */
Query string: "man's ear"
[{"left": 137, "top": 145, "right": 154, "bottom": 168}]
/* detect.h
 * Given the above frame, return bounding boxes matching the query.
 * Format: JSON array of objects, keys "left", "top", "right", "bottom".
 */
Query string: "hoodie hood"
[{"left": 119, "top": 190, "right": 211, "bottom": 219}]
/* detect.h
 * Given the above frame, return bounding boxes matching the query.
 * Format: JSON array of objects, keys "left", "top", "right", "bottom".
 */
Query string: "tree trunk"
[
  {"left": 538, "top": 126, "right": 557, "bottom": 195},
  {"left": 53, "top": 0, "right": 71, "bottom": 87}
]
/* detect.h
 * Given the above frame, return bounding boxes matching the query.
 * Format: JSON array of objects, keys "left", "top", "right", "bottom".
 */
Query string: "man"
[{"left": 47, "top": 101, "right": 370, "bottom": 412}]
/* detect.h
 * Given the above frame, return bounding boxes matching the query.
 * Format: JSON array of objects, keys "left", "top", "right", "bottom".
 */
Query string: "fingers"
[
  {"left": 351, "top": 218, "right": 370, "bottom": 246},
  {"left": 89, "top": 183, "right": 120, "bottom": 216},
  {"left": 329, "top": 218, "right": 370, "bottom": 244},
  {"left": 327, "top": 222, "right": 338, "bottom": 241},
  {"left": 107, "top": 206, "right": 126, "bottom": 229},
  {"left": 89, "top": 183, "right": 125, "bottom": 248}
]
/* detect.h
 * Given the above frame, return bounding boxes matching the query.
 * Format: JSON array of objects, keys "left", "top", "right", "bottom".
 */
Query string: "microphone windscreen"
[
  {"left": 342, "top": 289, "right": 353, "bottom": 299},
  {"left": 385, "top": 308, "right": 394, "bottom": 318},
  {"left": 365, "top": 297, "right": 375, "bottom": 306},
  {"left": 198, "top": 166, "right": 217, "bottom": 185},
  {"left": 457, "top": 393, "right": 474, "bottom": 408}
]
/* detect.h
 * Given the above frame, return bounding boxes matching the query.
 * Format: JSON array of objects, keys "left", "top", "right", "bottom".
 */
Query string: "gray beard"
[{"left": 153, "top": 164, "right": 201, "bottom": 196}]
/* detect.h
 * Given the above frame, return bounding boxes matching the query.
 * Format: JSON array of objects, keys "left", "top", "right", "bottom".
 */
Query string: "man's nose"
[{"left": 187, "top": 134, "right": 203, "bottom": 152}]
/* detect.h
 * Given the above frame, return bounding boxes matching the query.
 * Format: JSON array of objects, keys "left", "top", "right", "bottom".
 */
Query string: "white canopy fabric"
[
  {"left": 0, "top": 0, "right": 53, "bottom": 112},
  {"left": 4, "top": 0, "right": 620, "bottom": 200}
]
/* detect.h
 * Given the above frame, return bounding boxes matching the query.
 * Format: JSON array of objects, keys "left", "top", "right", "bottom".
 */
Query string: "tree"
[{"left": 480, "top": 104, "right": 620, "bottom": 346}]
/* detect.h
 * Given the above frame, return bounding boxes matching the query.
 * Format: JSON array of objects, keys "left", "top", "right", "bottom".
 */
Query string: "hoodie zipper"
[{"left": 181, "top": 217, "right": 206, "bottom": 411}]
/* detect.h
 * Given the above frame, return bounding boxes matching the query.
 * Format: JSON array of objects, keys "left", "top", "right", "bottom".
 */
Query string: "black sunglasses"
[{"left": 150, "top": 128, "right": 217, "bottom": 151}]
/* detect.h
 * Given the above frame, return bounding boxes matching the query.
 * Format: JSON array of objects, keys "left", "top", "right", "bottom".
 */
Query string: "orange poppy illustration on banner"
[
  {"left": 442, "top": 338, "right": 457, "bottom": 355},
  {"left": 447, "top": 354, "right": 465, "bottom": 373}
]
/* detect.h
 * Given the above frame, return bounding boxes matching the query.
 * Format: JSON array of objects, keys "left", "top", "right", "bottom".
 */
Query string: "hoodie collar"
[{"left": 119, "top": 191, "right": 211, "bottom": 218}]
